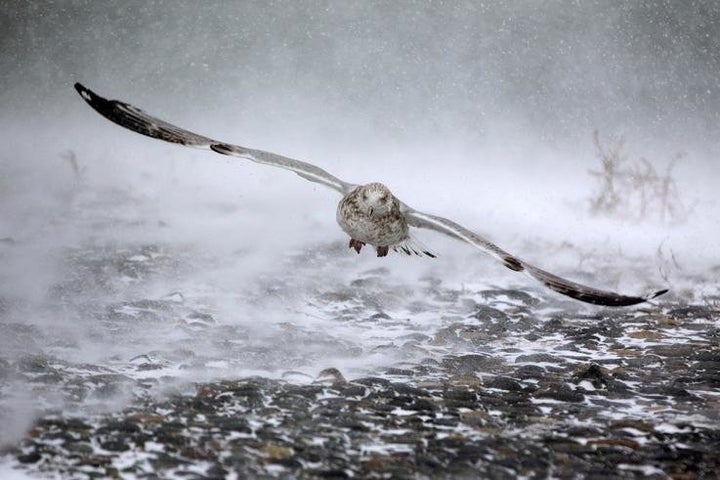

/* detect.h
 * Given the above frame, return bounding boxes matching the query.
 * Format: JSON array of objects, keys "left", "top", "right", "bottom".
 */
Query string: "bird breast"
[{"left": 336, "top": 191, "right": 409, "bottom": 246}]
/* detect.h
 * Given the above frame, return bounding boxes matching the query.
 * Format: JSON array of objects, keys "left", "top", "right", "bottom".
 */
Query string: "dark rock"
[
  {"left": 444, "top": 387, "right": 479, "bottom": 408},
  {"left": 573, "top": 363, "right": 608, "bottom": 389},
  {"left": 223, "top": 382, "right": 266, "bottom": 408},
  {"left": 535, "top": 383, "right": 585, "bottom": 402},
  {"left": 16, "top": 354, "right": 52, "bottom": 373},
  {"left": 214, "top": 416, "right": 252, "bottom": 434},
  {"left": 96, "top": 420, "right": 140, "bottom": 435},
  {"left": 310, "top": 468, "right": 351, "bottom": 478},
  {"left": 339, "top": 384, "right": 367, "bottom": 397},
  {"left": 410, "top": 397, "right": 438, "bottom": 412},
  {"left": 353, "top": 377, "right": 392, "bottom": 388},
  {"left": 667, "top": 305, "right": 715, "bottom": 319},
  {"left": 692, "top": 350, "right": 720, "bottom": 362},
  {"left": 65, "top": 441, "right": 94, "bottom": 454},
  {"left": 568, "top": 320, "right": 624, "bottom": 340},
  {"left": 480, "top": 289, "right": 540, "bottom": 306},
  {"left": 442, "top": 354, "right": 503, "bottom": 374},
  {"left": 514, "top": 364, "right": 547, "bottom": 379},
  {"left": 100, "top": 440, "right": 131, "bottom": 452},
  {"left": 648, "top": 345, "right": 699, "bottom": 358},
  {"left": 541, "top": 317, "right": 566, "bottom": 332},
  {"left": 204, "top": 463, "right": 230, "bottom": 479},
  {"left": 384, "top": 367, "right": 414, "bottom": 376},
  {"left": 470, "top": 305, "right": 509, "bottom": 321},
  {"left": 485, "top": 375, "right": 524, "bottom": 392},
  {"left": 17, "top": 450, "right": 42, "bottom": 464},
  {"left": 625, "top": 354, "right": 664, "bottom": 367},
  {"left": 515, "top": 353, "right": 564, "bottom": 365}
]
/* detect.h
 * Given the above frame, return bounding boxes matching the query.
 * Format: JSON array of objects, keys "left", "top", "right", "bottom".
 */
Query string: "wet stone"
[
  {"left": 498, "top": 390, "right": 534, "bottom": 406},
  {"left": 309, "top": 468, "right": 352, "bottom": 478},
  {"left": 100, "top": 440, "right": 130, "bottom": 452},
  {"left": 213, "top": 416, "right": 252, "bottom": 434},
  {"left": 64, "top": 441, "right": 95, "bottom": 455},
  {"left": 648, "top": 345, "right": 699, "bottom": 358},
  {"left": 573, "top": 363, "right": 609, "bottom": 389},
  {"left": 692, "top": 349, "right": 720, "bottom": 362},
  {"left": 222, "top": 382, "right": 266, "bottom": 408},
  {"left": 410, "top": 397, "right": 437, "bottom": 412},
  {"left": 339, "top": 384, "right": 367, "bottom": 397},
  {"left": 514, "top": 364, "right": 547, "bottom": 379},
  {"left": 17, "top": 450, "right": 42, "bottom": 464},
  {"left": 96, "top": 420, "right": 140, "bottom": 436},
  {"left": 515, "top": 353, "right": 564, "bottom": 365},
  {"left": 443, "top": 387, "right": 479, "bottom": 409},
  {"left": 541, "top": 317, "right": 566, "bottom": 332},
  {"left": 441, "top": 354, "right": 503, "bottom": 374},
  {"left": 16, "top": 354, "right": 53, "bottom": 373},
  {"left": 485, "top": 375, "right": 524, "bottom": 392},
  {"left": 625, "top": 354, "right": 664, "bottom": 367},
  {"left": 353, "top": 377, "right": 392, "bottom": 388},
  {"left": 535, "top": 383, "right": 585, "bottom": 403},
  {"left": 37, "top": 416, "right": 93, "bottom": 431},
  {"left": 480, "top": 289, "right": 540, "bottom": 306},
  {"left": 376, "top": 394, "right": 415, "bottom": 409},
  {"left": 688, "top": 363, "right": 720, "bottom": 388},
  {"left": 470, "top": 305, "right": 509, "bottom": 321},
  {"left": 666, "top": 305, "right": 716, "bottom": 319}
]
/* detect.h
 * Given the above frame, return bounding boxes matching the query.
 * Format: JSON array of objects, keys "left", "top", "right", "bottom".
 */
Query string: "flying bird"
[{"left": 73, "top": 83, "right": 668, "bottom": 307}]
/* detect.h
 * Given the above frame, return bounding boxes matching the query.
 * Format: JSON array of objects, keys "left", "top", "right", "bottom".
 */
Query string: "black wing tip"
[
  {"left": 74, "top": 82, "right": 94, "bottom": 101},
  {"left": 570, "top": 286, "right": 669, "bottom": 307},
  {"left": 74, "top": 82, "right": 108, "bottom": 110},
  {"left": 210, "top": 143, "right": 234, "bottom": 155},
  {"left": 527, "top": 264, "right": 670, "bottom": 307},
  {"left": 647, "top": 288, "right": 669, "bottom": 300},
  {"left": 503, "top": 255, "right": 524, "bottom": 272}
]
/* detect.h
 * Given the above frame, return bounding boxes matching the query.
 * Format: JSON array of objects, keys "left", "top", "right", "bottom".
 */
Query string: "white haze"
[{"left": 1, "top": 0, "right": 719, "bottom": 447}]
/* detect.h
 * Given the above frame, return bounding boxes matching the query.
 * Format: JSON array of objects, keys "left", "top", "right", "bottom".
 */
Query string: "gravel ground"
[{"left": 1, "top": 189, "right": 718, "bottom": 479}]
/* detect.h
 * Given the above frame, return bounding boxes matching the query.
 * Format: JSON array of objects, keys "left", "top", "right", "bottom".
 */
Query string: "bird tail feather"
[{"left": 392, "top": 236, "right": 437, "bottom": 258}]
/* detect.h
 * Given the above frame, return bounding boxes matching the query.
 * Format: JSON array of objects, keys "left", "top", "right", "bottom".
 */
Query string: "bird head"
[{"left": 358, "top": 182, "right": 394, "bottom": 217}]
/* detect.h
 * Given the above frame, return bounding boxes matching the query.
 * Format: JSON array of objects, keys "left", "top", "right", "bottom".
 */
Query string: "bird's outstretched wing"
[
  {"left": 75, "top": 83, "right": 667, "bottom": 307},
  {"left": 402, "top": 207, "right": 668, "bottom": 307},
  {"left": 74, "top": 83, "right": 355, "bottom": 194}
]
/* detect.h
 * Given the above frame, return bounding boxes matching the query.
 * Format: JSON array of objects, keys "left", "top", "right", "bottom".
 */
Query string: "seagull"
[{"left": 73, "top": 83, "right": 668, "bottom": 307}]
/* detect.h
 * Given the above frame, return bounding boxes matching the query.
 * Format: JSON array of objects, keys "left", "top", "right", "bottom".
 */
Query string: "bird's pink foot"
[
  {"left": 376, "top": 246, "right": 389, "bottom": 257},
  {"left": 349, "top": 238, "right": 366, "bottom": 254}
]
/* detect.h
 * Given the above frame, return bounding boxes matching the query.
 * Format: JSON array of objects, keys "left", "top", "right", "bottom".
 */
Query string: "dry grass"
[{"left": 588, "top": 129, "right": 692, "bottom": 224}]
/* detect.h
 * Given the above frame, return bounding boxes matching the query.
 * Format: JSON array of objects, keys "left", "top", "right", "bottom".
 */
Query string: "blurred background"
[
  {"left": 2, "top": 0, "right": 718, "bottom": 255},
  {"left": 1, "top": 0, "right": 719, "bottom": 446}
]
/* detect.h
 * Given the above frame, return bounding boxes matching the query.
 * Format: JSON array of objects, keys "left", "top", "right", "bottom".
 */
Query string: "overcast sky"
[{"left": 2, "top": 0, "right": 719, "bottom": 150}]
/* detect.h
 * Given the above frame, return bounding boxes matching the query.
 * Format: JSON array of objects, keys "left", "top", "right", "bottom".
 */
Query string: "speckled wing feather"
[
  {"left": 74, "top": 83, "right": 355, "bottom": 194},
  {"left": 402, "top": 208, "right": 668, "bottom": 307}
]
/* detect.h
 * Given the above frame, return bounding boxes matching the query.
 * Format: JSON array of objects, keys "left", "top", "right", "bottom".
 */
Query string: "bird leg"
[
  {"left": 375, "top": 246, "right": 389, "bottom": 257},
  {"left": 348, "top": 238, "right": 366, "bottom": 254}
]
